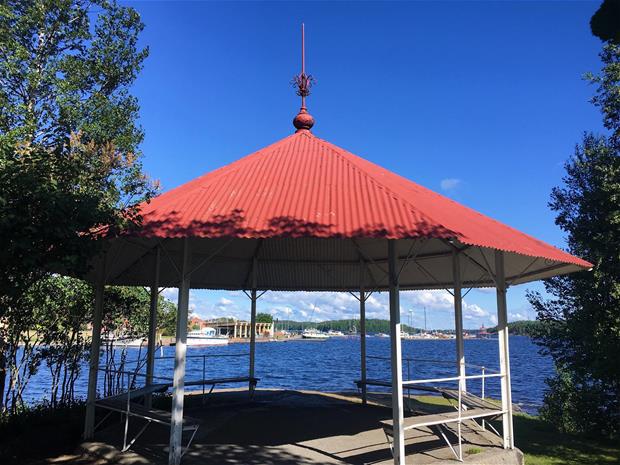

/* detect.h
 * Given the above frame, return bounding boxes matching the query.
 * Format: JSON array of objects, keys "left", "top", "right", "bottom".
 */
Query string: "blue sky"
[{"left": 126, "top": 1, "right": 604, "bottom": 329}]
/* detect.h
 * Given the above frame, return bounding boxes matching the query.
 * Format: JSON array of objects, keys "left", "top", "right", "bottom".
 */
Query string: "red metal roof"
[{"left": 134, "top": 129, "right": 591, "bottom": 268}]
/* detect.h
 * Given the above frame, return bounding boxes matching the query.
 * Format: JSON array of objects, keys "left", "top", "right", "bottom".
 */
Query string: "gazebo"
[{"left": 80, "top": 27, "right": 591, "bottom": 465}]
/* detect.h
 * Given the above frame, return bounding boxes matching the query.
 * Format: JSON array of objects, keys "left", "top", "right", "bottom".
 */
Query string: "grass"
[{"left": 414, "top": 395, "right": 620, "bottom": 465}]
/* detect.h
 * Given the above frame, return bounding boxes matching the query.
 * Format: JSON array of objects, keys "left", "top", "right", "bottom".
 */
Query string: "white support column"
[
  {"left": 146, "top": 247, "right": 161, "bottom": 408},
  {"left": 388, "top": 240, "right": 405, "bottom": 464},
  {"left": 452, "top": 250, "right": 466, "bottom": 393},
  {"left": 495, "top": 250, "right": 514, "bottom": 449},
  {"left": 169, "top": 239, "right": 191, "bottom": 465},
  {"left": 84, "top": 261, "right": 105, "bottom": 439},
  {"left": 249, "top": 257, "right": 258, "bottom": 389},
  {"left": 360, "top": 281, "right": 367, "bottom": 405}
]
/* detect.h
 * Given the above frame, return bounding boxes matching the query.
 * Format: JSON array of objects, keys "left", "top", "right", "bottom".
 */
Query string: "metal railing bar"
[
  {"left": 97, "top": 367, "right": 173, "bottom": 382},
  {"left": 402, "top": 372, "right": 503, "bottom": 385},
  {"left": 154, "top": 353, "right": 249, "bottom": 360}
]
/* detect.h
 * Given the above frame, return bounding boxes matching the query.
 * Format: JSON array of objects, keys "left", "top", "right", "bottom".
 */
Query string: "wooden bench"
[
  {"left": 439, "top": 388, "right": 499, "bottom": 410},
  {"left": 355, "top": 379, "right": 438, "bottom": 393},
  {"left": 184, "top": 376, "right": 259, "bottom": 398},
  {"left": 380, "top": 407, "right": 503, "bottom": 461}
]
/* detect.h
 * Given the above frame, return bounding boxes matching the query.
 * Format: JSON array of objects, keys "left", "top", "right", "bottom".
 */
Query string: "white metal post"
[
  {"left": 360, "top": 286, "right": 367, "bottom": 405},
  {"left": 452, "top": 250, "right": 466, "bottom": 393},
  {"left": 146, "top": 247, "right": 161, "bottom": 408},
  {"left": 495, "top": 250, "right": 514, "bottom": 449},
  {"left": 388, "top": 240, "right": 405, "bottom": 464},
  {"left": 84, "top": 261, "right": 105, "bottom": 439},
  {"left": 249, "top": 257, "right": 258, "bottom": 390},
  {"left": 169, "top": 239, "right": 191, "bottom": 465}
]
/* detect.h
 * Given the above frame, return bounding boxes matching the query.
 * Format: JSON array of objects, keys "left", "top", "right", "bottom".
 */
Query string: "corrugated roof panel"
[{"left": 131, "top": 130, "right": 591, "bottom": 269}]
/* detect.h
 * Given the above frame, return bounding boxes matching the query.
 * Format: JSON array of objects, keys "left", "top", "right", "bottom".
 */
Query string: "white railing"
[
  {"left": 365, "top": 355, "right": 503, "bottom": 419},
  {"left": 154, "top": 353, "right": 250, "bottom": 397}
]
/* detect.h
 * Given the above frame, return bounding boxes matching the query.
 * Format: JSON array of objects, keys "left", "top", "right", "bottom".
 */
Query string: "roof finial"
[{"left": 292, "top": 23, "right": 315, "bottom": 132}]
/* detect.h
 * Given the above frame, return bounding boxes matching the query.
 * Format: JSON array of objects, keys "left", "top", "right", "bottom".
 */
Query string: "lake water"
[{"left": 21, "top": 335, "right": 552, "bottom": 414}]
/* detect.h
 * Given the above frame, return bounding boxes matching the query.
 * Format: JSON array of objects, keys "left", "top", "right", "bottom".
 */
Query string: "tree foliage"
[
  {"left": 0, "top": 0, "right": 155, "bottom": 308},
  {"left": 590, "top": 0, "right": 620, "bottom": 45},
  {"left": 256, "top": 313, "right": 273, "bottom": 323},
  {"left": 0, "top": 0, "right": 156, "bottom": 413},
  {"left": 0, "top": 276, "right": 177, "bottom": 413},
  {"left": 487, "top": 320, "right": 542, "bottom": 337},
  {"left": 527, "top": 37, "right": 620, "bottom": 439}
]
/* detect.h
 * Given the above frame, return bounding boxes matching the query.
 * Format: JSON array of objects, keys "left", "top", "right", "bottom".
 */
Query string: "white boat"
[
  {"left": 327, "top": 330, "right": 345, "bottom": 337},
  {"left": 376, "top": 333, "right": 390, "bottom": 338},
  {"left": 102, "top": 335, "right": 147, "bottom": 348},
  {"left": 302, "top": 328, "right": 329, "bottom": 339},
  {"left": 187, "top": 327, "right": 229, "bottom": 346}
]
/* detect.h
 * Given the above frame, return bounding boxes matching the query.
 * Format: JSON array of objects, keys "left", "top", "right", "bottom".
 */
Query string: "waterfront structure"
[
  {"left": 76, "top": 25, "right": 591, "bottom": 465},
  {"left": 207, "top": 319, "right": 274, "bottom": 339}
]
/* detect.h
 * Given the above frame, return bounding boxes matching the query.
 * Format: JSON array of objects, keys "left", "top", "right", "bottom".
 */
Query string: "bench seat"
[
  {"left": 439, "top": 388, "right": 499, "bottom": 410},
  {"left": 184, "top": 376, "right": 258, "bottom": 387},
  {"left": 380, "top": 407, "right": 503, "bottom": 434},
  {"left": 96, "top": 383, "right": 169, "bottom": 406},
  {"left": 355, "top": 379, "right": 439, "bottom": 393},
  {"left": 96, "top": 397, "right": 199, "bottom": 429}
]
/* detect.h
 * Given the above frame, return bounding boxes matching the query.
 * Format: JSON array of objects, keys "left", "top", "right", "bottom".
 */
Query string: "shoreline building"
[{"left": 207, "top": 319, "right": 274, "bottom": 338}]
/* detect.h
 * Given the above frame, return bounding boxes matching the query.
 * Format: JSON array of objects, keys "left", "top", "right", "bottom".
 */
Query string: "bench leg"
[
  {"left": 93, "top": 410, "right": 113, "bottom": 433},
  {"left": 181, "top": 426, "right": 199, "bottom": 458},
  {"left": 432, "top": 424, "right": 460, "bottom": 461},
  {"left": 383, "top": 428, "right": 394, "bottom": 457},
  {"left": 457, "top": 422, "right": 463, "bottom": 462},
  {"left": 122, "top": 420, "right": 152, "bottom": 452},
  {"left": 123, "top": 409, "right": 130, "bottom": 451}
]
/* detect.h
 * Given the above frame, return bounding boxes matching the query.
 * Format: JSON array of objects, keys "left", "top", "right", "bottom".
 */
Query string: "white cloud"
[
  {"left": 179, "top": 289, "right": 502, "bottom": 329},
  {"left": 464, "top": 303, "right": 488, "bottom": 318},
  {"left": 161, "top": 288, "right": 177, "bottom": 301},
  {"left": 440, "top": 178, "right": 461, "bottom": 191},
  {"left": 490, "top": 315, "right": 498, "bottom": 325}
]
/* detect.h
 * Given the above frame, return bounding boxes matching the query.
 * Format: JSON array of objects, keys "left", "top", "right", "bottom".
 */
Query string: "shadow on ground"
[{"left": 76, "top": 389, "right": 518, "bottom": 465}]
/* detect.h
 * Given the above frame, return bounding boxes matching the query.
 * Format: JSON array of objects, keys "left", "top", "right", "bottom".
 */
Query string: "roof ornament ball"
[{"left": 292, "top": 23, "right": 315, "bottom": 132}]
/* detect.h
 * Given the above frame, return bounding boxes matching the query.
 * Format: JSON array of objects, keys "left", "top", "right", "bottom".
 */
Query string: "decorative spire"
[{"left": 292, "top": 23, "right": 315, "bottom": 132}]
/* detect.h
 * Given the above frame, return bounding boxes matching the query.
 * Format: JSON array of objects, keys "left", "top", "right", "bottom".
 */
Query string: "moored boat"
[
  {"left": 187, "top": 327, "right": 229, "bottom": 346},
  {"left": 302, "top": 328, "right": 329, "bottom": 339}
]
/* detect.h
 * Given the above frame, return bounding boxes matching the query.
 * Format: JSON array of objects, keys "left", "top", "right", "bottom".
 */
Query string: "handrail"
[
  {"left": 368, "top": 355, "right": 456, "bottom": 364},
  {"left": 367, "top": 355, "right": 500, "bottom": 372},
  {"left": 402, "top": 372, "right": 503, "bottom": 386},
  {"left": 97, "top": 367, "right": 173, "bottom": 382},
  {"left": 154, "top": 353, "right": 249, "bottom": 361}
]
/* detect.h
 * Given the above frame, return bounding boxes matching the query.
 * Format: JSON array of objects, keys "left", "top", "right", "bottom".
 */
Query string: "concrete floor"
[{"left": 53, "top": 390, "right": 523, "bottom": 465}]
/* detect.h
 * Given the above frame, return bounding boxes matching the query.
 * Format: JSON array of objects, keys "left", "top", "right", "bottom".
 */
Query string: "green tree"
[
  {"left": 256, "top": 313, "right": 273, "bottom": 323},
  {"left": 590, "top": 0, "right": 620, "bottom": 45},
  {"left": 527, "top": 35, "right": 620, "bottom": 437},
  {"left": 0, "top": 276, "right": 178, "bottom": 413},
  {"left": 0, "top": 0, "right": 154, "bottom": 307},
  {"left": 0, "top": 0, "right": 155, "bottom": 410}
]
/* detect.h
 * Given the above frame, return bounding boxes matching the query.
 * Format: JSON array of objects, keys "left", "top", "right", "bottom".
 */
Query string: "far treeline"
[
  {"left": 274, "top": 318, "right": 544, "bottom": 337},
  {"left": 276, "top": 318, "right": 426, "bottom": 334},
  {"left": 487, "top": 320, "right": 543, "bottom": 337}
]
